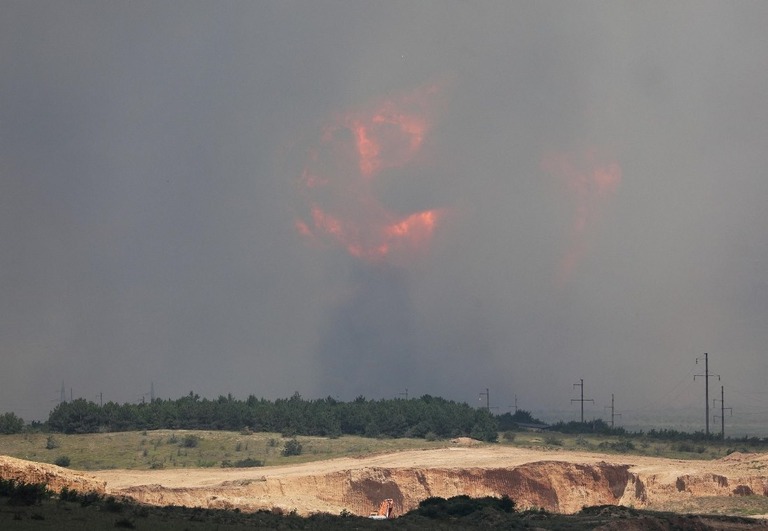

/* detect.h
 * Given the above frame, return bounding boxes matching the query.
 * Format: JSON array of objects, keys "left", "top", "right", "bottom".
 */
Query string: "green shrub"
[
  {"left": 221, "top": 458, "right": 263, "bottom": 468},
  {"left": 179, "top": 434, "right": 199, "bottom": 448},
  {"left": 54, "top": 455, "right": 71, "bottom": 467},
  {"left": 598, "top": 440, "right": 635, "bottom": 453},
  {"left": 282, "top": 437, "right": 303, "bottom": 456},
  {"left": 414, "top": 495, "right": 515, "bottom": 518},
  {"left": 78, "top": 491, "right": 102, "bottom": 507},
  {"left": 0, "top": 479, "right": 51, "bottom": 506},
  {"left": 45, "top": 435, "right": 60, "bottom": 449},
  {"left": 59, "top": 487, "right": 78, "bottom": 502}
]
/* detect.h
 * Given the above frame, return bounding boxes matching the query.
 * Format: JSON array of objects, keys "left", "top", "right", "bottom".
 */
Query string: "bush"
[
  {"left": 598, "top": 440, "right": 635, "bottom": 453},
  {"left": 179, "top": 434, "right": 199, "bottom": 448},
  {"left": 221, "top": 458, "right": 264, "bottom": 468},
  {"left": 54, "top": 455, "right": 71, "bottom": 467},
  {"left": 502, "top": 431, "right": 516, "bottom": 442},
  {"left": 0, "top": 479, "right": 50, "bottom": 506},
  {"left": 78, "top": 491, "right": 102, "bottom": 507},
  {"left": 413, "top": 495, "right": 515, "bottom": 518},
  {"left": 45, "top": 435, "right": 60, "bottom": 450},
  {"left": 59, "top": 487, "right": 79, "bottom": 502},
  {"left": 282, "top": 437, "right": 303, "bottom": 457}
]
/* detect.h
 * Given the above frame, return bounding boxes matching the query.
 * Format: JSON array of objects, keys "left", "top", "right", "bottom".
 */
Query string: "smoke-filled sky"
[{"left": 3, "top": 2, "right": 768, "bottom": 430}]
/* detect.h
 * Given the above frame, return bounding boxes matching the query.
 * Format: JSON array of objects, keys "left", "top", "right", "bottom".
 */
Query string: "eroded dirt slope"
[
  {"left": 0, "top": 455, "right": 106, "bottom": 495},
  {"left": 4, "top": 446, "right": 768, "bottom": 518}
]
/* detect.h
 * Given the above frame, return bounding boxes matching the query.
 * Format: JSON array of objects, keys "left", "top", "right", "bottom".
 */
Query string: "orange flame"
[
  {"left": 295, "top": 86, "right": 443, "bottom": 262},
  {"left": 541, "top": 148, "right": 622, "bottom": 282}
]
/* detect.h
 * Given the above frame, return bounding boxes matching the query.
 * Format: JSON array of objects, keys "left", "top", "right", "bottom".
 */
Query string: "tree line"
[
  {"left": 39, "top": 392, "right": 499, "bottom": 442},
  {"left": 6, "top": 395, "right": 768, "bottom": 446}
]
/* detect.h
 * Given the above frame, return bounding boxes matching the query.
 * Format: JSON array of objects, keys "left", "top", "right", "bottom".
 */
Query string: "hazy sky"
[{"left": 3, "top": 2, "right": 768, "bottom": 430}]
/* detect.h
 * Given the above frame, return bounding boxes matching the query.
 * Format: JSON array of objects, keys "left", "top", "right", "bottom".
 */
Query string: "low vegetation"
[
  {"left": 0, "top": 430, "right": 451, "bottom": 470},
  {"left": 2, "top": 483, "right": 764, "bottom": 530},
  {"left": 500, "top": 430, "right": 768, "bottom": 461},
  {"left": 2, "top": 425, "right": 764, "bottom": 473}
]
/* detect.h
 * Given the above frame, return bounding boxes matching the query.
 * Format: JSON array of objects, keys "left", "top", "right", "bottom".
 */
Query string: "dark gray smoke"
[{"left": 2, "top": 2, "right": 768, "bottom": 434}]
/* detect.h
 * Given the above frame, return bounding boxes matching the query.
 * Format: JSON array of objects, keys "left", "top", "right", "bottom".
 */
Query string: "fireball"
[{"left": 295, "top": 86, "right": 444, "bottom": 263}]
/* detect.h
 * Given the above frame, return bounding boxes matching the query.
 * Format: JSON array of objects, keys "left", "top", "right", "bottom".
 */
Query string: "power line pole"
[
  {"left": 604, "top": 393, "right": 621, "bottom": 428},
  {"left": 399, "top": 388, "right": 408, "bottom": 400},
  {"left": 695, "top": 353, "right": 720, "bottom": 436},
  {"left": 479, "top": 388, "right": 490, "bottom": 412},
  {"left": 508, "top": 394, "right": 518, "bottom": 413},
  {"left": 713, "top": 385, "right": 732, "bottom": 440},
  {"left": 571, "top": 379, "right": 594, "bottom": 423}
]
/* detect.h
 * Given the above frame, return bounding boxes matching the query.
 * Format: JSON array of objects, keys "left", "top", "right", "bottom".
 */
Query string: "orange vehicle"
[{"left": 369, "top": 498, "right": 394, "bottom": 519}]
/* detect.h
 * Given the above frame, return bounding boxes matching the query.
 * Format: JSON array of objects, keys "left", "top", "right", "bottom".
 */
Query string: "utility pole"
[
  {"left": 713, "top": 385, "right": 732, "bottom": 440},
  {"left": 695, "top": 353, "right": 720, "bottom": 437},
  {"left": 509, "top": 394, "right": 518, "bottom": 413},
  {"left": 399, "top": 388, "right": 409, "bottom": 400},
  {"left": 571, "top": 379, "right": 594, "bottom": 423},
  {"left": 479, "top": 388, "right": 490, "bottom": 412},
  {"left": 604, "top": 393, "right": 621, "bottom": 428}
]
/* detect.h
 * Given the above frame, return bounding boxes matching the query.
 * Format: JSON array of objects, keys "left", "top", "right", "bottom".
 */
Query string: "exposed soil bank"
[{"left": 4, "top": 446, "right": 768, "bottom": 518}]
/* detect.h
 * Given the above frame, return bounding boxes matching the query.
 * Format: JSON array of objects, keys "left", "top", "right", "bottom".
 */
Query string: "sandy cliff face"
[
  {"left": 336, "top": 462, "right": 640, "bottom": 515},
  {"left": 111, "top": 463, "right": 638, "bottom": 515},
  {"left": 3, "top": 448, "right": 768, "bottom": 517},
  {"left": 99, "top": 459, "right": 766, "bottom": 516},
  {"left": 0, "top": 455, "right": 106, "bottom": 495}
]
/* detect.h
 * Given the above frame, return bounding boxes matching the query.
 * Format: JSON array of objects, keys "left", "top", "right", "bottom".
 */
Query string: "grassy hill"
[{"left": 2, "top": 428, "right": 764, "bottom": 472}]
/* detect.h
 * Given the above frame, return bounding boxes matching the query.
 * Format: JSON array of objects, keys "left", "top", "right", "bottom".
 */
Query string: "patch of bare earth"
[
  {"left": 4, "top": 446, "right": 768, "bottom": 522},
  {"left": 0, "top": 455, "right": 105, "bottom": 494}
]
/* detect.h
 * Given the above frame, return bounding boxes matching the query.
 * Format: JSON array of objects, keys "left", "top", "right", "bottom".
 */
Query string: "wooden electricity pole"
[
  {"left": 604, "top": 393, "right": 621, "bottom": 428},
  {"left": 713, "top": 385, "right": 732, "bottom": 440},
  {"left": 571, "top": 379, "right": 594, "bottom": 423},
  {"left": 695, "top": 353, "right": 720, "bottom": 436}
]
